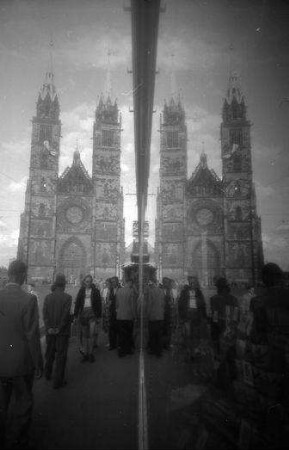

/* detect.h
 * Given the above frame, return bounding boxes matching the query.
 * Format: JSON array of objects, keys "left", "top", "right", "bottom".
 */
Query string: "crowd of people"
[{"left": 1, "top": 259, "right": 289, "bottom": 449}]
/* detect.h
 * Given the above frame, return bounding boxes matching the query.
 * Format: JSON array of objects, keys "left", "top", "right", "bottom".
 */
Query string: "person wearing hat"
[
  {"left": 0, "top": 260, "right": 43, "bottom": 449},
  {"left": 178, "top": 273, "right": 207, "bottom": 360},
  {"left": 43, "top": 274, "right": 72, "bottom": 388}
]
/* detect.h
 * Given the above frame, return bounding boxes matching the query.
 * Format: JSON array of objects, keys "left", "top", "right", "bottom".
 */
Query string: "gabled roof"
[
  {"left": 187, "top": 152, "right": 223, "bottom": 195},
  {"left": 58, "top": 150, "right": 93, "bottom": 194}
]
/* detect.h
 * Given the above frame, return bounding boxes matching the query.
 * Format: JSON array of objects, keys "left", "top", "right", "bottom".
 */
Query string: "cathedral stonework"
[
  {"left": 155, "top": 75, "right": 264, "bottom": 286},
  {"left": 17, "top": 71, "right": 125, "bottom": 283}
]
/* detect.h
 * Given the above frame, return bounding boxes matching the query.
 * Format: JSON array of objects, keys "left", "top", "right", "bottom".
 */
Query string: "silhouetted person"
[
  {"left": 146, "top": 280, "right": 165, "bottom": 357},
  {"left": 107, "top": 276, "right": 120, "bottom": 350},
  {"left": 178, "top": 274, "right": 207, "bottom": 360},
  {"left": 0, "top": 260, "right": 43, "bottom": 449},
  {"left": 210, "top": 277, "right": 239, "bottom": 387},
  {"left": 116, "top": 279, "right": 136, "bottom": 357},
  {"left": 43, "top": 274, "right": 72, "bottom": 387},
  {"left": 250, "top": 263, "right": 289, "bottom": 406}
]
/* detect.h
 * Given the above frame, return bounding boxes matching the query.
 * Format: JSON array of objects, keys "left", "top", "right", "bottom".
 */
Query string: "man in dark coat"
[
  {"left": 250, "top": 263, "right": 289, "bottom": 407},
  {"left": 0, "top": 260, "right": 43, "bottom": 449},
  {"left": 210, "top": 277, "right": 239, "bottom": 386},
  {"left": 43, "top": 273, "right": 72, "bottom": 387},
  {"left": 107, "top": 276, "right": 120, "bottom": 350},
  {"left": 210, "top": 277, "right": 239, "bottom": 357},
  {"left": 178, "top": 274, "right": 207, "bottom": 360},
  {"left": 73, "top": 274, "right": 102, "bottom": 362}
]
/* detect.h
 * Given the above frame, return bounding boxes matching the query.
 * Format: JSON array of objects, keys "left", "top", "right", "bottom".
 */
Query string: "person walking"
[
  {"left": 101, "top": 278, "right": 111, "bottom": 336},
  {"left": 107, "top": 276, "right": 120, "bottom": 350},
  {"left": 43, "top": 274, "right": 72, "bottom": 389},
  {"left": 178, "top": 274, "right": 207, "bottom": 360},
  {"left": 0, "top": 260, "right": 43, "bottom": 450},
  {"left": 116, "top": 279, "right": 136, "bottom": 357},
  {"left": 74, "top": 274, "right": 102, "bottom": 363},
  {"left": 146, "top": 280, "right": 165, "bottom": 357}
]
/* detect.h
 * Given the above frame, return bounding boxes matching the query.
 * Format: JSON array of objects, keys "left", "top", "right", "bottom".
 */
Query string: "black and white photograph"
[{"left": 0, "top": 0, "right": 289, "bottom": 449}]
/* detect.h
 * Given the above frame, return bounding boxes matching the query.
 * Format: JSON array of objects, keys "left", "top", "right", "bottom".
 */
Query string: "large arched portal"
[
  {"left": 58, "top": 237, "right": 87, "bottom": 283},
  {"left": 191, "top": 239, "right": 221, "bottom": 287}
]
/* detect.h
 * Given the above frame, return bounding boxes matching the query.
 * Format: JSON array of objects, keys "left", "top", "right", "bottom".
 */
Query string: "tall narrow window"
[
  {"left": 166, "top": 131, "right": 178, "bottom": 148},
  {"left": 102, "top": 129, "right": 114, "bottom": 147},
  {"left": 230, "top": 129, "right": 243, "bottom": 146},
  {"left": 233, "top": 154, "right": 242, "bottom": 172},
  {"left": 39, "top": 125, "right": 52, "bottom": 143}
]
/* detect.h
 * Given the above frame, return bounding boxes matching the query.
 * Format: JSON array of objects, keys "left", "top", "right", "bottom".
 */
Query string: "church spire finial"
[
  {"left": 39, "top": 35, "right": 57, "bottom": 103},
  {"left": 48, "top": 33, "right": 54, "bottom": 75},
  {"left": 105, "top": 49, "right": 112, "bottom": 99},
  {"left": 226, "top": 71, "right": 244, "bottom": 104},
  {"left": 169, "top": 53, "right": 177, "bottom": 99},
  {"left": 200, "top": 143, "right": 207, "bottom": 168},
  {"left": 73, "top": 140, "right": 81, "bottom": 165}
]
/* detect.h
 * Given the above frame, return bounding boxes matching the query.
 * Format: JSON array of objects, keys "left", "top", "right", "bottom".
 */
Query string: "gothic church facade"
[
  {"left": 18, "top": 70, "right": 125, "bottom": 283},
  {"left": 155, "top": 74, "right": 264, "bottom": 286}
]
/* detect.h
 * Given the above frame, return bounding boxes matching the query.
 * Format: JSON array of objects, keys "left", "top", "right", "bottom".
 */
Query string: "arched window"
[
  {"left": 166, "top": 131, "right": 178, "bottom": 148},
  {"left": 233, "top": 154, "right": 242, "bottom": 172},
  {"left": 102, "top": 129, "right": 114, "bottom": 147},
  {"left": 58, "top": 238, "right": 86, "bottom": 282},
  {"left": 191, "top": 241, "right": 220, "bottom": 287},
  {"left": 39, "top": 203, "right": 46, "bottom": 216}
]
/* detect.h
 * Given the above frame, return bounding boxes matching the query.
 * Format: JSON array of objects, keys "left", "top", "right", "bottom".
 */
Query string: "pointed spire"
[
  {"left": 73, "top": 149, "right": 81, "bottom": 165},
  {"left": 73, "top": 139, "right": 81, "bottom": 165},
  {"left": 48, "top": 33, "right": 54, "bottom": 76},
  {"left": 226, "top": 71, "right": 244, "bottom": 104},
  {"left": 39, "top": 35, "right": 57, "bottom": 102},
  {"left": 200, "top": 146, "right": 207, "bottom": 169},
  {"left": 169, "top": 53, "right": 177, "bottom": 99}
]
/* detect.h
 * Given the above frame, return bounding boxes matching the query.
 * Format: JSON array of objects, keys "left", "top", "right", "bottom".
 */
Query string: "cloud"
[
  {"left": 158, "top": 35, "right": 220, "bottom": 72},
  {"left": 276, "top": 220, "right": 289, "bottom": 232},
  {"left": 262, "top": 231, "right": 289, "bottom": 270},
  {"left": 0, "top": 219, "right": 8, "bottom": 228},
  {"left": 0, "top": 229, "right": 19, "bottom": 267},
  {"left": 8, "top": 177, "right": 27, "bottom": 193},
  {"left": 255, "top": 181, "right": 275, "bottom": 199},
  {"left": 0, "top": 228, "right": 19, "bottom": 247},
  {"left": 57, "top": 33, "right": 131, "bottom": 71},
  {"left": 120, "top": 163, "right": 130, "bottom": 173}
]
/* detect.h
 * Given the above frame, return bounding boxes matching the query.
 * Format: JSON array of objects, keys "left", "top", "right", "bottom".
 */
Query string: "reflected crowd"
[{"left": 1, "top": 259, "right": 289, "bottom": 449}]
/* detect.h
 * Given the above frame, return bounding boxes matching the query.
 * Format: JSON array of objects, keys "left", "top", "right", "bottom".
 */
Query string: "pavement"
[
  {"left": 28, "top": 324, "right": 218, "bottom": 450},
  {"left": 26, "top": 284, "right": 252, "bottom": 450},
  {"left": 32, "top": 333, "right": 139, "bottom": 450}
]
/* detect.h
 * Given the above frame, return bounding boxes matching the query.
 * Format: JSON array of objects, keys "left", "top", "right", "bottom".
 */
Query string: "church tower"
[
  {"left": 18, "top": 69, "right": 61, "bottom": 282},
  {"left": 221, "top": 73, "right": 263, "bottom": 284},
  {"left": 92, "top": 95, "right": 124, "bottom": 279},
  {"left": 155, "top": 96, "right": 187, "bottom": 280}
]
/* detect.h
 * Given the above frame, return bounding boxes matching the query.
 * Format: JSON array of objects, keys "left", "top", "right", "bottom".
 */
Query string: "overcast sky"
[{"left": 0, "top": 0, "right": 289, "bottom": 270}]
